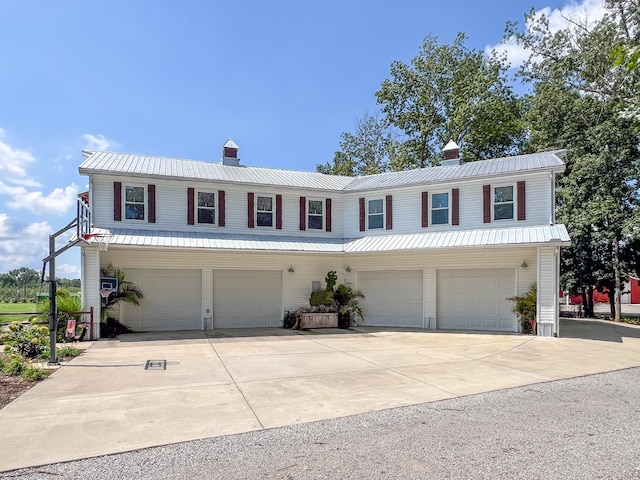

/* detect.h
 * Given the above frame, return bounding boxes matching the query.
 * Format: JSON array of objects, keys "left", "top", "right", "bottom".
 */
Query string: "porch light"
[
  {"left": 520, "top": 260, "right": 528, "bottom": 269},
  {"left": 288, "top": 266, "right": 295, "bottom": 273}
]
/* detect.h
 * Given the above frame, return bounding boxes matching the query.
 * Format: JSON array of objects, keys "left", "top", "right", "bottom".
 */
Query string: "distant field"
[{"left": 0, "top": 302, "right": 40, "bottom": 323}]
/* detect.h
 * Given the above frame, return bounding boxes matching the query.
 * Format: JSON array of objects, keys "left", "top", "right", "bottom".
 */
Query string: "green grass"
[{"left": 0, "top": 302, "right": 39, "bottom": 323}]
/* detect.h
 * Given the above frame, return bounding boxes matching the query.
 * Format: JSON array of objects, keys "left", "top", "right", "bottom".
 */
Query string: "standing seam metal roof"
[{"left": 79, "top": 150, "right": 566, "bottom": 192}]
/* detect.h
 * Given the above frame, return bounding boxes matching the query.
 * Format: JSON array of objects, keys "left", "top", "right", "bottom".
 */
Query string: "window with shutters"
[
  {"left": 307, "top": 199, "right": 324, "bottom": 230},
  {"left": 197, "top": 192, "right": 216, "bottom": 224},
  {"left": 431, "top": 192, "right": 449, "bottom": 225},
  {"left": 124, "top": 185, "right": 145, "bottom": 220},
  {"left": 256, "top": 195, "right": 274, "bottom": 227},
  {"left": 368, "top": 199, "right": 384, "bottom": 229},
  {"left": 494, "top": 185, "right": 514, "bottom": 220}
]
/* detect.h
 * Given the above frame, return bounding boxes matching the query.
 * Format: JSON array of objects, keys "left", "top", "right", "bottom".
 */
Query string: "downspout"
[{"left": 550, "top": 171, "right": 555, "bottom": 225}]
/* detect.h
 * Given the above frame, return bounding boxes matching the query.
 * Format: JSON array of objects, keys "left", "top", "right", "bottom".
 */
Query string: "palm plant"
[
  {"left": 332, "top": 284, "right": 365, "bottom": 328},
  {"left": 100, "top": 265, "right": 143, "bottom": 322},
  {"left": 507, "top": 283, "right": 537, "bottom": 334}
]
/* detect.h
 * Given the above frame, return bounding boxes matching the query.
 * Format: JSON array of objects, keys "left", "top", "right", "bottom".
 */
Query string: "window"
[
  {"left": 308, "top": 199, "right": 323, "bottom": 230},
  {"left": 125, "top": 186, "right": 145, "bottom": 220},
  {"left": 368, "top": 199, "right": 384, "bottom": 229},
  {"left": 494, "top": 186, "right": 514, "bottom": 220},
  {"left": 431, "top": 192, "right": 449, "bottom": 225},
  {"left": 256, "top": 195, "right": 273, "bottom": 227},
  {"left": 197, "top": 192, "right": 215, "bottom": 224}
]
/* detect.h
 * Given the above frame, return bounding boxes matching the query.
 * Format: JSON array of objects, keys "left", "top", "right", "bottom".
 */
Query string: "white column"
[
  {"left": 82, "top": 246, "right": 101, "bottom": 339},
  {"left": 537, "top": 246, "right": 559, "bottom": 337}
]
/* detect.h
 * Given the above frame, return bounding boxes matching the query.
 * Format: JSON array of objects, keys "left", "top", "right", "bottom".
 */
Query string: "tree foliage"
[
  {"left": 375, "top": 33, "right": 527, "bottom": 168},
  {"left": 511, "top": 0, "right": 640, "bottom": 319}
]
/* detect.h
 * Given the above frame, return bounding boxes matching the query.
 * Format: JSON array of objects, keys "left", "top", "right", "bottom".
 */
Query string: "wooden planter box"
[{"left": 300, "top": 313, "right": 338, "bottom": 328}]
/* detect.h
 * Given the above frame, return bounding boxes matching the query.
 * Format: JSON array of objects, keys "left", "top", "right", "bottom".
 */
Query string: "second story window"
[
  {"left": 368, "top": 199, "right": 384, "bottom": 229},
  {"left": 308, "top": 200, "right": 324, "bottom": 230},
  {"left": 431, "top": 192, "right": 449, "bottom": 225},
  {"left": 494, "top": 186, "right": 514, "bottom": 220},
  {"left": 256, "top": 195, "right": 273, "bottom": 227},
  {"left": 125, "top": 186, "right": 145, "bottom": 220},
  {"left": 197, "top": 192, "right": 215, "bottom": 224}
]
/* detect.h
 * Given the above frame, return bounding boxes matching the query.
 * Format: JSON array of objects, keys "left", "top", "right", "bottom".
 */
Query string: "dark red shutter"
[
  {"left": 326, "top": 198, "right": 332, "bottom": 232},
  {"left": 148, "top": 184, "right": 156, "bottom": 223},
  {"left": 385, "top": 195, "right": 393, "bottom": 230},
  {"left": 299, "top": 196, "right": 306, "bottom": 230},
  {"left": 248, "top": 192, "right": 255, "bottom": 228},
  {"left": 483, "top": 185, "right": 491, "bottom": 223},
  {"left": 359, "top": 198, "right": 366, "bottom": 231},
  {"left": 276, "top": 194, "right": 283, "bottom": 229},
  {"left": 422, "top": 192, "right": 428, "bottom": 227},
  {"left": 113, "top": 182, "right": 122, "bottom": 221},
  {"left": 517, "top": 181, "right": 526, "bottom": 221},
  {"left": 187, "top": 188, "right": 194, "bottom": 225},
  {"left": 452, "top": 188, "right": 459, "bottom": 226},
  {"left": 218, "top": 190, "right": 225, "bottom": 227}
]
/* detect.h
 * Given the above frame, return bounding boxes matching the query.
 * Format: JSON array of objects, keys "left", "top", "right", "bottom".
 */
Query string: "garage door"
[
  {"left": 358, "top": 270, "right": 423, "bottom": 327},
  {"left": 437, "top": 268, "right": 515, "bottom": 331},
  {"left": 213, "top": 270, "right": 282, "bottom": 328},
  {"left": 122, "top": 268, "right": 202, "bottom": 331}
]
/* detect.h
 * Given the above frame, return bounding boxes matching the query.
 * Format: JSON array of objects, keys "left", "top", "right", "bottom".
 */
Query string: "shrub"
[
  {"left": 21, "top": 365, "right": 51, "bottom": 381},
  {"left": 507, "top": 283, "right": 537, "bottom": 334},
  {"left": 57, "top": 345, "right": 83, "bottom": 358},
  {"left": 2, "top": 354, "right": 25, "bottom": 376},
  {"left": 309, "top": 289, "right": 333, "bottom": 308},
  {"left": 1, "top": 322, "right": 49, "bottom": 358}
]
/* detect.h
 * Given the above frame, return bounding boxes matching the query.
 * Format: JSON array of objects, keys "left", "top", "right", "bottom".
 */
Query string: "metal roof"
[
  {"left": 343, "top": 151, "right": 566, "bottom": 191},
  {"left": 90, "top": 224, "right": 570, "bottom": 253},
  {"left": 79, "top": 149, "right": 566, "bottom": 192},
  {"left": 79, "top": 151, "right": 354, "bottom": 191}
]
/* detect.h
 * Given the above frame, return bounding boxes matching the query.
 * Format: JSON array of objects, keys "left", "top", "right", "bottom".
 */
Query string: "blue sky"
[{"left": 0, "top": 0, "right": 605, "bottom": 277}]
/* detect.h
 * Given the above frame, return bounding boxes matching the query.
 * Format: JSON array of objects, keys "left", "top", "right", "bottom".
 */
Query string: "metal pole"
[{"left": 48, "top": 234, "right": 58, "bottom": 365}]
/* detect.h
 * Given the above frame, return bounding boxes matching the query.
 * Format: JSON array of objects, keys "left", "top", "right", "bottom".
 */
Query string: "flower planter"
[{"left": 300, "top": 313, "right": 338, "bottom": 328}]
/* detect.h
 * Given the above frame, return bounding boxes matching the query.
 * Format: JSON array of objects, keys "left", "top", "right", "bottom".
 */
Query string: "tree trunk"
[
  {"left": 585, "top": 286, "right": 595, "bottom": 317},
  {"left": 613, "top": 240, "right": 622, "bottom": 322}
]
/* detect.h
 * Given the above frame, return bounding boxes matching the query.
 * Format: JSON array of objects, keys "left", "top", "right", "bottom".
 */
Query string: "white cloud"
[
  {"left": 486, "top": 0, "right": 608, "bottom": 69},
  {"left": 1, "top": 182, "right": 79, "bottom": 215},
  {"left": 82, "top": 133, "right": 114, "bottom": 151},
  {"left": 0, "top": 214, "right": 51, "bottom": 272},
  {"left": 57, "top": 263, "right": 81, "bottom": 278},
  {"left": 0, "top": 133, "right": 35, "bottom": 178}
]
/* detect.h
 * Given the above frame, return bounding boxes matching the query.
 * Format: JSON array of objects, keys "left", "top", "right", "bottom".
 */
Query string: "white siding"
[
  {"left": 358, "top": 270, "right": 423, "bottom": 327},
  {"left": 91, "top": 175, "right": 344, "bottom": 238},
  {"left": 537, "top": 246, "right": 559, "bottom": 337},
  {"left": 81, "top": 246, "right": 101, "bottom": 339},
  {"left": 341, "top": 173, "right": 552, "bottom": 238},
  {"left": 423, "top": 268, "right": 437, "bottom": 330}
]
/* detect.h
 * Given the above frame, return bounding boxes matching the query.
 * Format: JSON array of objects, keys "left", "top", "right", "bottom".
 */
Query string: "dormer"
[{"left": 221, "top": 139, "right": 240, "bottom": 166}]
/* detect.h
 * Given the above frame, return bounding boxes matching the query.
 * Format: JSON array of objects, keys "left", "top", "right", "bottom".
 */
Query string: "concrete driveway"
[{"left": 2, "top": 318, "right": 640, "bottom": 472}]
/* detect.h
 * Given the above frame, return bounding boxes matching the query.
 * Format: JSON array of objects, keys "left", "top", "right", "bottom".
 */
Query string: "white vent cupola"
[
  {"left": 221, "top": 139, "right": 240, "bottom": 166},
  {"left": 441, "top": 140, "right": 461, "bottom": 166}
]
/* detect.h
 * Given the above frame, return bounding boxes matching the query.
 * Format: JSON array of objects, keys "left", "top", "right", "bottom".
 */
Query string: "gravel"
[{"left": 4, "top": 367, "right": 640, "bottom": 480}]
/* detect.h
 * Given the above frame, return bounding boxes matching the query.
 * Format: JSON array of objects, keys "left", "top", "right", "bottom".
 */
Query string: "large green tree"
[
  {"left": 511, "top": 0, "right": 640, "bottom": 320},
  {"left": 375, "top": 33, "right": 527, "bottom": 169},
  {"left": 317, "top": 114, "right": 393, "bottom": 176}
]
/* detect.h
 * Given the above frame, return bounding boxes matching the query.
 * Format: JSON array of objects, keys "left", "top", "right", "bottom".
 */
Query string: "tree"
[
  {"left": 7, "top": 267, "right": 40, "bottom": 300},
  {"left": 317, "top": 114, "right": 393, "bottom": 176},
  {"left": 375, "top": 33, "right": 526, "bottom": 169},
  {"left": 510, "top": 0, "right": 640, "bottom": 321}
]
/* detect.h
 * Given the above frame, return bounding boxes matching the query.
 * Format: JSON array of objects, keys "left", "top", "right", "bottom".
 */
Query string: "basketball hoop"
[
  {"left": 82, "top": 233, "right": 112, "bottom": 251},
  {"left": 100, "top": 288, "right": 113, "bottom": 300}
]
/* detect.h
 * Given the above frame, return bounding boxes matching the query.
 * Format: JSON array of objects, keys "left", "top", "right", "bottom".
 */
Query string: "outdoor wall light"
[
  {"left": 520, "top": 260, "right": 528, "bottom": 269},
  {"left": 288, "top": 266, "right": 295, "bottom": 273},
  {"left": 345, "top": 266, "right": 352, "bottom": 273}
]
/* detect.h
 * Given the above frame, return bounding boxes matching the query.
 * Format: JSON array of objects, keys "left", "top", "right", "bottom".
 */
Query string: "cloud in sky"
[
  {"left": 0, "top": 213, "right": 51, "bottom": 272},
  {"left": 486, "top": 0, "right": 607, "bottom": 69},
  {"left": 82, "top": 133, "right": 114, "bottom": 151},
  {"left": 0, "top": 131, "right": 79, "bottom": 215}
]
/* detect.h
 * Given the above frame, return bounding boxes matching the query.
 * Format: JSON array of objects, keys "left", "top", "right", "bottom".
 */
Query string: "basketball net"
[
  {"left": 82, "top": 233, "right": 112, "bottom": 251},
  {"left": 99, "top": 289, "right": 113, "bottom": 300}
]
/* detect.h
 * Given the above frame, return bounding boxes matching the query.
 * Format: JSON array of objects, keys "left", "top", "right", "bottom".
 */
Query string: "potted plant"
[
  {"left": 507, "top": 283, "right": 537, "bottom": 335},
  {"left": 332, "top": 284, "right": 364, "bottom": 329}
]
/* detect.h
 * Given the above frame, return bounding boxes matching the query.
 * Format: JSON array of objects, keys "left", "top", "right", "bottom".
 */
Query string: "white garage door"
[
  {"left": 437, "top": 268, "right": 516, "bottom": 331},
  {"left": 358, "top": 270, "right": 423, "bottom": 327},
  {"left": 122, "top": 268, "right": 202, "bottom": 331},
  {"left": 213, "top": 270, "right": 282, "bottom": 328}
]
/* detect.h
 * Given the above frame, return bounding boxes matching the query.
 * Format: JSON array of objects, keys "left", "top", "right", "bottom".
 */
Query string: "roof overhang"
[{"left": 82, "top": 225, "right": 571, "bottom": 254}]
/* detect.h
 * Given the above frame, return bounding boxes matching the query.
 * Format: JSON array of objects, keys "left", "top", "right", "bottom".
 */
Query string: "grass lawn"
[{"left": 0, "top": 302, "right": 40, "bottom": 323}]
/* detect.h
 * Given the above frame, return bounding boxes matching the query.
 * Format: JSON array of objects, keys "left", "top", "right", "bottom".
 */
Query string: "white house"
[{"left": 77, "top": 140, "right": 570, "bottom": 338}]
